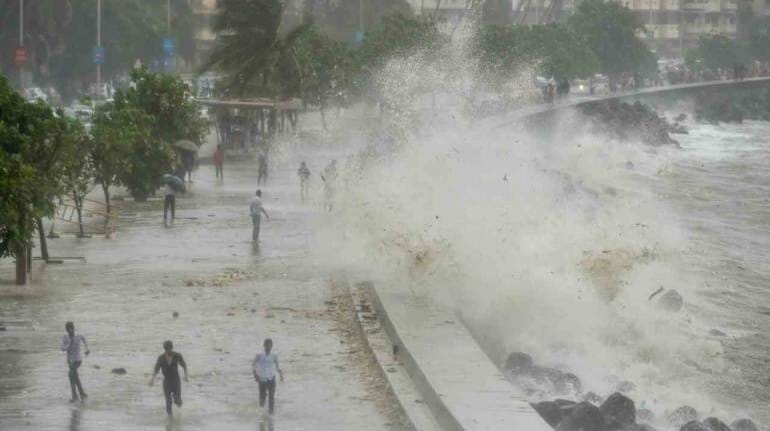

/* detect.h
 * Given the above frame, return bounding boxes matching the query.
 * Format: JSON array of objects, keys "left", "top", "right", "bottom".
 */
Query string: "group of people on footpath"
[{"left": 61, "top": 322, "right": 284, "bottom": 418}]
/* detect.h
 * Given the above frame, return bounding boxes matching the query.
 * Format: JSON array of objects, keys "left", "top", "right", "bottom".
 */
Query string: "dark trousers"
[
  {"left": 258, "top": 166, "right": 267, "bottom": 185},
  {"left": 252, "top": 214, "right": 261, "bottom": 242},
  {"left": 68, "top": 361, "right": 85, "bottom": 399},
  {"left": 163, "top": 195, "right": 176, "bottom": 222},
  {"left": 215, "top": 164, "right": 223, "bottom": 182},
  {"left": 163, "top": 378, "right": 182, "bottom": 416},
  {"left": 258, "top": 378, "right": 276, "bottom": 414}
]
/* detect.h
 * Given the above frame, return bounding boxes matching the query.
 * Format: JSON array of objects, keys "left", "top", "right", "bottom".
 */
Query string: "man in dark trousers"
[
  {"left": 252, "top": 338, "right": 284, "bottom": 415},
  {"left": 249, "top": 189, "right": 270, "bottom": 243},
  {"left": 149, "top": 340, "right": 188, "bottom": 417},
  {"left": 61, "top": 322, "right": 90, "bottom": 402}
]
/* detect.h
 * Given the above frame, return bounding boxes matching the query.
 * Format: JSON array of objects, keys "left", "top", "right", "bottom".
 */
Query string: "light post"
[
  {"left": 18, "top": 0, "right": 24, "bottom": 90},
  {"left": 96, "top": 0, "right": 102, "bottom": 91}
]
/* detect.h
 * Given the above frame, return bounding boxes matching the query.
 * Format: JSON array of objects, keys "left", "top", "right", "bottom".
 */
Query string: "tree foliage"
[
  {"left": 686, "top": 34, "right": 747, "bottom": 71},
  {"left": 476, "top": 23, "right": 599, "bottom": 81},
  {"left": 202, "top": 0, "right": 309, "bottom": 97},
  {"left": 120, "top": 68, "right": 207, "bottom": 146},
  {"left": 0, "top": 74, "right": 81, "bottom": 257},
  {"left": 295, "top": 26, "right": 354, "bottom": 125},
  {"left": 568, "top": 0, "right": 656, "bottom": 79}
]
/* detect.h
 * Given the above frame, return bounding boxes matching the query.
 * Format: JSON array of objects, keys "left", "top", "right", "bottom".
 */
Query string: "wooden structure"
[{"left": 198, "top": 98, "right": 303, "bottom": 150}]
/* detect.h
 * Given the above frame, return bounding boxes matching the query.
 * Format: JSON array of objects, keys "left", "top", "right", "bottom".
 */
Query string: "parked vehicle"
[{"left": 24, "top": 87, "right": 49, "bottom": 103}]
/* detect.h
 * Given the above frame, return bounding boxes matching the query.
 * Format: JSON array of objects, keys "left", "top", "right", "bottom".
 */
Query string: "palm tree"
[{"left": 202, "top": 0, "right": 310, "bottom": 97}]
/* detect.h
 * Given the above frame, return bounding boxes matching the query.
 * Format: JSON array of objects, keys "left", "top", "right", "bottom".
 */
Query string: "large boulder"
[
  {"left": 637, "top": 408, "right": 654, "bottom": 423},
  {"left": 703, "top": 417, "right": 732, "bottom": 431},
  {"left": 730, "top": 419, "right": 759, "bottom": 431},
  {"left": 600, "top": 392, "right": 636, "bottom": 430},
  {"left": 658, "top": 290, "right": 684, "bottom": 312},
  {"left": 623, "top": 425, "right": 658, "bottom": 431},
  {"left": 504, "top": 352, "right": 533, "bottom": 373},
  {"left": 680, "top": 421, "right": 708, "bottom": 431},
  {"left": 530, "top": 367, "right": 583, "bottom": 395},
  {"left": 669, "top": 406, "right": 699, "bottom": 427},
  {"left": 532, "top": 399, "right": 578, "bottom": 427},
  {"left": 555, "top": 402, "right": 609, "bottom": 431}
]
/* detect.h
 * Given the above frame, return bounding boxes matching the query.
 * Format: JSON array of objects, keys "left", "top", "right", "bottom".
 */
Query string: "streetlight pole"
[
  {"left": 96, "top": 0, "right": 101, "bottom": 91},
  {"left": 19, "top": 0, "right": 24, "bottom": 90},
  {"left": 167, "top": 0, "right": 171, "bottom": 35},
  {"left": 359, "top": 0, "right": 364, "bottom": 36}
]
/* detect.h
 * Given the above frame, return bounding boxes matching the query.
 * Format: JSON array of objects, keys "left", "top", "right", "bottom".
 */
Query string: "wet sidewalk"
[{"left": 0, "top": 144, "right": 399, "bottom": 430}]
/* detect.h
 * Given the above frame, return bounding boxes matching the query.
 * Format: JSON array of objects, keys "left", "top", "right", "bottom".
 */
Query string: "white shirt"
[
  {"left": 163, "top": 184, "right": 175, "bottom": 196},
  {"left": 253, "top": 352, "right": 279, "bottom": 381},
  {"left": 249, "top": 196, "right": 263, "bottom": 216},
  {"left": 61, "top": 334, "right": 88, "bottom": 363}
]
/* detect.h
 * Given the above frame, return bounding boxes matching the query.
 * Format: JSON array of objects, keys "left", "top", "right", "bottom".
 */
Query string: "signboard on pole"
[
  {"left": 92, "top": 46, "right": 105, "bottom": 65},
  {"left": 163, "top": 38, "right": 175, "bottom": 56},
  {"left": 14, "top": 47, "right": 27, "bottom": 67}
]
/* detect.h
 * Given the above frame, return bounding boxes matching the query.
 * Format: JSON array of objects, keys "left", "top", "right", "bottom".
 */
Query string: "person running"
[
  {"left": 214, "top": 144, "right": 225, "bottom": 183},
  {"left": 252, "top": 338, "right": 284, "bottom": 415},
  {"left": 61, "top": 322, "right": 89, "bottom": 402},
  {"left": 250, "top": 189, "right": 270, "bottom": 243},
  {"left": 321, "top": 160, "right": 338, "bottom": 212},
  {"left": 257, "top": 150, "right": 269, "bottom": 186},
  {"left": 297, "top": 161, "right": 311, "bottom": 203},
  {"left": 149, "top": 340, "right": 188, "bottom": 417}
]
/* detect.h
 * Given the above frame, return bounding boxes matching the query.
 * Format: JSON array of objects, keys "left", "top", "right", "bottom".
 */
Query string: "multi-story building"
[
  {"left": 509, "top": 0, "right": 737, "bottom": 57},
  {"left": 188, "top": 0, "right": 219, "bottom": 69}
]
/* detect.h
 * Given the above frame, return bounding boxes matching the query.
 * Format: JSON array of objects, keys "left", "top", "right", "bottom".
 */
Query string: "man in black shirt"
[{"left": 148, "top": 340, "right": 188, "bottom": 417}]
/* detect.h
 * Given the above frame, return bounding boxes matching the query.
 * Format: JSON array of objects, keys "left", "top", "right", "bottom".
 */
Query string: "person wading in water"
[
  {"left": 149, "top": 340, "right": 188, "bottom": 417},
  {"left": 61, "top": 322, "right": 90, "bottom": 402}
]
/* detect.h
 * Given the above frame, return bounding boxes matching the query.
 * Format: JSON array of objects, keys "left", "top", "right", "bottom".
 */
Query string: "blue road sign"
[
  {"left": 92, "top": 47, "right": 105, "bottom": 65},
  {"left": 163, "top": 38, "right": 175, "bottom": 55}
]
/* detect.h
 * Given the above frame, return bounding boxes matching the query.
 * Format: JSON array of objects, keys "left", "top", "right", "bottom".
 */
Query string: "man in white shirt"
[
  {"left": 61, "top": 321, "right": 89, "bottom": 402},
  {"left": 252, "top": 338, "right": 284, "bottom": 415},
  {"left": 249, "top": 189, "right": 270, "bottom": 242}
]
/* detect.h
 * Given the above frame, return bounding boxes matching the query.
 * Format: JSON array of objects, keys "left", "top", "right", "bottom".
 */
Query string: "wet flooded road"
[{"left": 0, "top": 140, "right": 397, "bottom": 431}]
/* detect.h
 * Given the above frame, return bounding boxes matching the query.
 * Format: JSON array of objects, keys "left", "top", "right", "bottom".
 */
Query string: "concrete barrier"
[{"left": 366, "top": 284, "right": 552, "bottom": 431}]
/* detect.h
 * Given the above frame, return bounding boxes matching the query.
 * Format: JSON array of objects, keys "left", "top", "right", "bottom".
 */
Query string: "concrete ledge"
[
  {"left": 350, "top": 284, "right": 443, "bottom": 431},
  {"left": 366, "top": 283, "right": 551, "bottom": 431}
]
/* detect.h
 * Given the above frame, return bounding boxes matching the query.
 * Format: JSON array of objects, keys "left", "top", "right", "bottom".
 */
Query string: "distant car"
[
  {"left": 45, "top": 86, "right": 62, "bottom": 105},
  {"left": 63, "top": 103, "right": 94, "bottom": 131},
  {"left": 571, "top": 79, "right": 591, "bottom": 95},
  {"left": 24, "top": 87, "right": 49, "bottom": 103},
  {"left": 89, "top": 82, "right": 114, "bottom": 100}
]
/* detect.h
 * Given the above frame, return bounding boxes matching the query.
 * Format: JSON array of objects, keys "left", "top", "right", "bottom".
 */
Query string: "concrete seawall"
[{"left": 365, "top": 284, "right": 551, "bottom": 431}]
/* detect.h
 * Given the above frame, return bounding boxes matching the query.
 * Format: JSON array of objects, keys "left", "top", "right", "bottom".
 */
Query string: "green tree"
[
  {"left": 686, "top": 34, "right": 747, "bottom": 71},
  {"left": 568, "top": 0, "right": 656, "bottom": 86},
  {"left": 356, "top": 13, "right": 441, "bottom": 71},
  {"left": 59, "top": 117, "right": 95, "bottom": 237},
  {"left": 353, "top": 13, "right": 442, "bottom": 96},
  {"left": 121, "top": 68, "right": 207, "bottom": 146},
  {"left": 202, "top": 0, "right": 309, "bottom": 97},
  {"left": 295, "top": 26, "right": 354, "bottom": 128},
  {"left": 0, "top": 74, "right": 78, "bottom": 282},
  {"left": 475, "top": 23, "right": 599, "bottom": 82},
  {"left": 748, "top": 17, "right": 770, "bottom": 62},
  {"left": 91, "top": 103, "right": 136, "bottom": 214}
]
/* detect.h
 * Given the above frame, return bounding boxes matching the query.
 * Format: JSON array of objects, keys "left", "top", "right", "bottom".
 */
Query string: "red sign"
[{"left": 14, "top": 47, "right": 27, "bottom": 67}]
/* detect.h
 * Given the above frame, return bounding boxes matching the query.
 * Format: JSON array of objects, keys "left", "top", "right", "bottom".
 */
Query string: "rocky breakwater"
[
  {"left": 501, "top": 288, "right": 761, "bottom": 431},
  {"left": 577, "top": 100, "right": 685, "bottom": 147}
]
